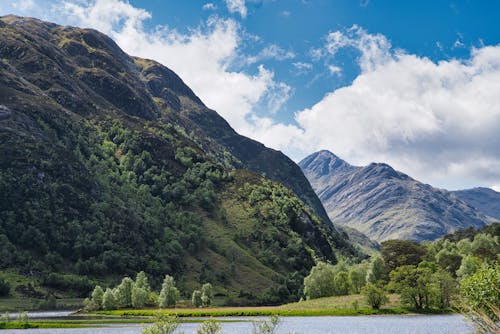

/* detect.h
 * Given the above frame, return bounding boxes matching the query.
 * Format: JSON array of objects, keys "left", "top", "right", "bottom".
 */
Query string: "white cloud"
[
  {"left": 13, "top": 0, "right": 35, "bottom": 11},
  {"left": 225, "top": 0, "right": 247, "bottom": 18},
  {"left": 295, "top": 26, "right": 500, "bottom": 189},
  {"left": 56, "top": 0, "right": 293, "bottom": 147},
  {"left": 292, "top": 62, "right": 313, "bottom": 75},
  {"left": 280, "top": 10, "right": 291, "bottom": 17},
  {"left": 492, "top": 185, "right": 500, "bottom": 192},
  {"left": 202, "top": 3, "right": 217, "bottom": 11},
  {"left": 328, "top": 65, "right": 341, "bottom": 76},
  {"left": 246, "top": 44, "right": 295, "bottom": 64}
]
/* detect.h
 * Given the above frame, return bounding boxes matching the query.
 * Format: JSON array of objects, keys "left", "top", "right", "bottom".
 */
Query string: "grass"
[{"left": 90, "top": 294, "right": 449, "bottom": 318}]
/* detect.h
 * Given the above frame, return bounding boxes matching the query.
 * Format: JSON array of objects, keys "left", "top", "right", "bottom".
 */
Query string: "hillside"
[
  {"left": 452, "top": 187, "right": 500, "bottom": 221},
  {"left": 0, "top": 16, "right": 354, "bottom": 304},
  {"left": 299, "top": 150, "right": 488, "bottom": 242}
]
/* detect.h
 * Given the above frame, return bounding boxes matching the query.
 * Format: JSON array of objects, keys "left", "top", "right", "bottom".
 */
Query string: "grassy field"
[
  {"left": 91, "top": 294, "right": 450, "bottom": 318},
  {"left": 0, "top": 297, "right": 84, "bottom": 312}
]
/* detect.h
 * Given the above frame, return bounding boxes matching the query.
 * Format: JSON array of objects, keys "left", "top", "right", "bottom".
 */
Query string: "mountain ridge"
[{"left": 299, "top": 150, "right": 489, "bottom": 242}]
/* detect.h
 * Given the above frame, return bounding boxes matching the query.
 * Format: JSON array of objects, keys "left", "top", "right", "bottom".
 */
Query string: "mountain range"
[
  {"left": 0, "top": 16, "right": 355, "bottom": 303},
  {"left": 299, "top": 150, "right": 494, "bottom": 242}
]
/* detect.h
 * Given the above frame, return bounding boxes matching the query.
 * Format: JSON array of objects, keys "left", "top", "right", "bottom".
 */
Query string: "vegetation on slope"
[{"left": 0, "top": 15, "right": 357, "bottom": 306}]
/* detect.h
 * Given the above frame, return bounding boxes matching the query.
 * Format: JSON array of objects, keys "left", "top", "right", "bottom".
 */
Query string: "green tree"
[
  {"left": 389, "top": 265, "right": 433, "bottom": 309},
  {"left": 361, "top": 283, "right": 388, "bottom": 309},
  {"left": 381, "top": 240, "right": 426, "bottom": 273},
  {"left": 460, "top": 264, "right": 500, "bottom": 321},
  {"left": 456, "top": 255, "right": 482, "bottom": 278},
  {"left": 430, "top": 269, "right": 456, "bottom": 309},
  {"left": 135, "top": 271, "right": 151, "bottom": 292},
  {"left": 114, "top": 277, "right": 133, "bottom": 308},
  {"left": 132, "top": 285, "right": 148, "bottom": 308},
  {"left": 348, "top": 267, "right": 366, "bottom": 294},
  {"left": 192, "top": 290, "right": 202, "bottom": 308},
  {"left": 196, "top": 319, "right": 222, "bottom": 334},
  {"left": 366, "top": 257, "right": 388, "bottom": 284},
  {"left": 159, "top": 275, "right": 179, "bottom": 308},
  {"left": 102, "top": 288, "right": 117, "bottom": 310},
  {"left": 435, "top": 249, "right": 462, "bottom": 274},
  {"left": 334, "top": 271, "right": 350, "bottom": 296},
  {"left": 471, "top": 234, "right": 499, "bottom": 260},
  {"left": 201, "top": 283, "right": 214, "bottom": 307},
  {"left": 91, "top": 285, "right": 104, "bottom": 310},
  {"left": 303, "top": 262, "right": 336, "bottom": 299}
]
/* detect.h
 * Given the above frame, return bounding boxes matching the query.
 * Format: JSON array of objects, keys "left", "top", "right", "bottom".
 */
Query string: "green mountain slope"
[{"left": 0, "top": 16, "right": 354, "bottom": 304}]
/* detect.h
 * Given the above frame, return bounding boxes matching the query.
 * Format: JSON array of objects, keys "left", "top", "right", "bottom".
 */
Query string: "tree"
[
  {"left": 132, "top": 285, "right": 148, "bottom": 308},
  {"left": 435, "top": 249, "right": 462, "bottom": 274},
  {"left": 135, "top": 271, "right": 151, "bottom": 292},
  {"left": 362, "top": 283, "right": 388, "bottom": 309},
  {"left": 366, "top": 257, "right": 388, "bottom": 284},
  {"left": 192, "top": 290, "right": 202, "bottom": 307},
  {"left": 303, "top": 262, "right": 336, "bottom": 299},
  {"left": 348, "top": 267, "right": 366, "bottom": 294},
  {"left": 389, "top": 265, "right": 433, "bottom": 309},
  {"left": 102, "top": 288, "right": 117, "bottom": 310},
  {"left": 91, "top": 285, "right": 104, "bottom": 309},
  {"left": 456, "top": 255, "right": 482, "bottom": 278},
  {"left": 159, "top": 275, "right": 179, "bottom": 308},
  {"left": 471, "top": 234, "right": 499, "bottom": 260},
  {"left": 114, "top": 277, "right": 133, "bottom": 308},
  {"left": 430, "top": 269, "right": 456, "bottom": 309},
  {"left": 460, "top": 264, "right": 500, "bottom": 321},
  {"left": 334, "top": 271, "right": 350, "bottom": 296},
  {"left": 381, "top": 240, "right": 425, "bottom": 273},
  {"left": 201, "top": 283, "right": 214, "bottom": 307}
]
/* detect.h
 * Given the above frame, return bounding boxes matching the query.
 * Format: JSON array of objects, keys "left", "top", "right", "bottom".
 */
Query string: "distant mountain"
[
  {"left": 452, "top": 187, "right": 500, "bottom": 221},
  {"left": 299, "top": 150, "right": 489, "bottom": 242},
  {"left": 0, "top": 16, "right": 354, "bottom": 303}
]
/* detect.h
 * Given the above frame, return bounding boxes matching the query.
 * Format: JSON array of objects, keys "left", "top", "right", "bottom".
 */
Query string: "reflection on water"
[{"left": 1, "top": 315, "right": 473, "bottom": 334}]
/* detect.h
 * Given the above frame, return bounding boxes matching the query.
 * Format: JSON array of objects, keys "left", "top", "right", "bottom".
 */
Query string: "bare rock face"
[{"left": 300, "top": 150, "right": 489, "bottom": 242}]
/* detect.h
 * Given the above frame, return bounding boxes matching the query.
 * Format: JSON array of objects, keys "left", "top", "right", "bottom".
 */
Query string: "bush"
[
  {"left": 361, "top": 284, "right": 388, "bottom": 309},
  {"left": 201, "top": 283, "right": 214, "bottom": 307},
  {"left": 142, "top": 316, "right": 180, "bottom": 334},
  {"left": 196, "top": 319, "right": 222, "bottom": 334}
]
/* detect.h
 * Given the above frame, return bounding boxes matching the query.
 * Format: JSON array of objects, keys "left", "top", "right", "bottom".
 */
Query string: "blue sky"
[{"left": 2, "top": 0, "right": 500, "bottom": 191}]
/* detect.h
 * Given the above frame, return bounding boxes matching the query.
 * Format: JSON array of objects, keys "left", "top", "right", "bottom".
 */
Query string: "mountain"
[
  {"left": 0, "top": 16, "right": 354, "bottom": 303},
  {"left": 452, "top": 187, "right": 500, "bottom": 221},
  {"left": 299, "top": 150, "right": 488, "bottom": 242}
]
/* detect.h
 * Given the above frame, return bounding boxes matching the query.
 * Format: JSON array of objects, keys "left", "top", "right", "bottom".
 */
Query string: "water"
[
  {"left": 7, "top": 311, "right": 75, "bottom": 319},
  {"left": 0, "top": 315, "right": 473, "bottom": 333}
]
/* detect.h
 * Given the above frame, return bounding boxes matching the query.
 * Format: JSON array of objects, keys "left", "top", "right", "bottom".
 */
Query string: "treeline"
[
  {"left": 303, "top": 223, "right": 499, "bottom": 318},
  {"left": 86, "top": 271, "right": 214, "bottom": 310}
]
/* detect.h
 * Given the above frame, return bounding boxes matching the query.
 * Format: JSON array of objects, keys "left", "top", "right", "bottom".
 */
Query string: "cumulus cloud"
[
  {"left": 225, "top": 0, "right": 247, "bottom": 18},
  {"left": 295, "top": 26, "right": 500, "bottom": 189}
]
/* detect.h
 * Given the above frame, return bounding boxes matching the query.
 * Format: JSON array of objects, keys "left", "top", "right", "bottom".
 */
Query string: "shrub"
[
  {"left": 197, "top": 319, "right": 222, "bottom": 334},
  {"left": 192, "top": 290, "right": 202, "bottom": 308},
  {"left": 361, "top": 284, "right": 388, "bottom": 310}
]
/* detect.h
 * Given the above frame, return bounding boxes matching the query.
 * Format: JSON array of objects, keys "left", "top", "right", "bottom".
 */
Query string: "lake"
[{"left": 1, "top": 314, "right": 473, "bottom": 333}]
